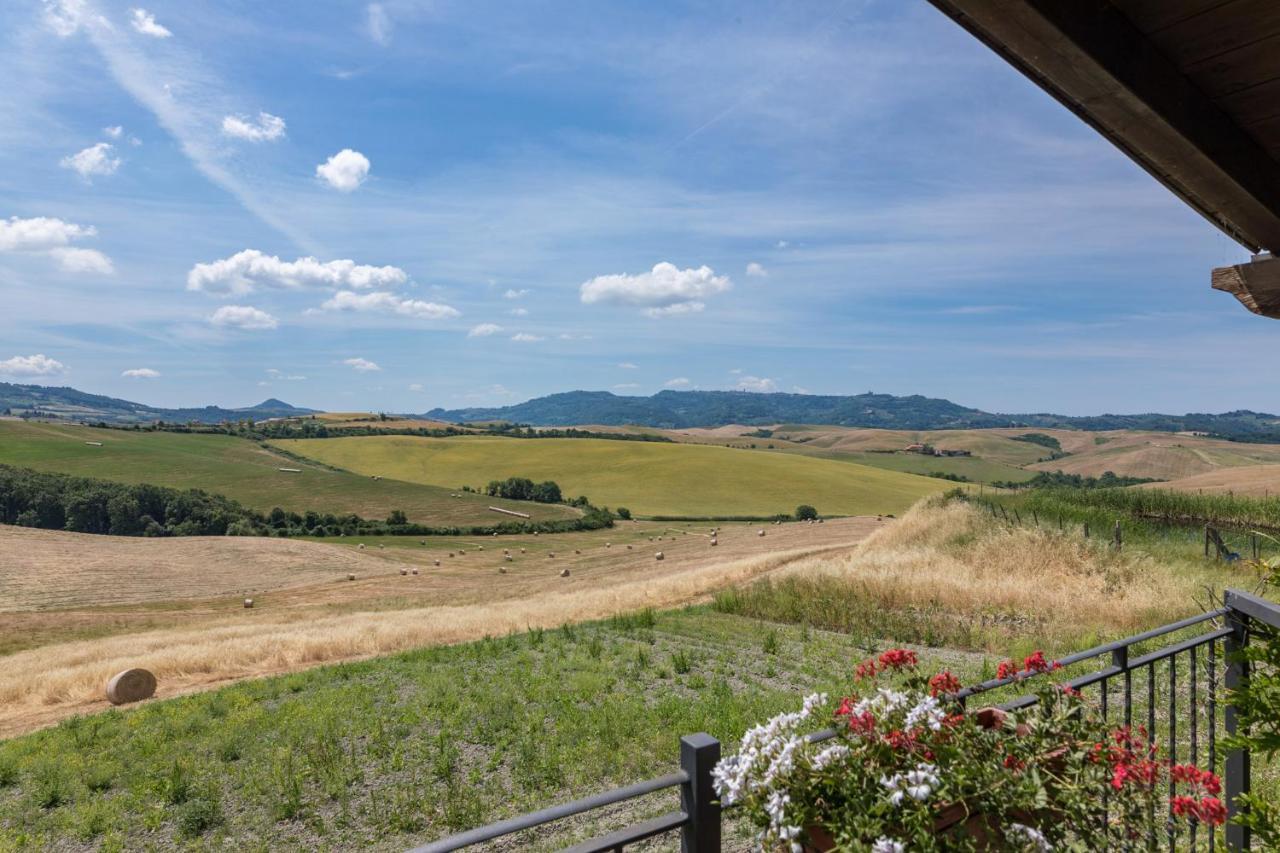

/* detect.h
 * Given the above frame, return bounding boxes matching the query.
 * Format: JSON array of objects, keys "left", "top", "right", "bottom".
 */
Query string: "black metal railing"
[{"left": 411, "top": 588, "right": 1280, "bottom": 852}]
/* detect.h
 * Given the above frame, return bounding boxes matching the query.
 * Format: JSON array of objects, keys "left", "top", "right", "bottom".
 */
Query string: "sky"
[{"left": 0, "top": 0, "right": 1270, "bottom": 416}]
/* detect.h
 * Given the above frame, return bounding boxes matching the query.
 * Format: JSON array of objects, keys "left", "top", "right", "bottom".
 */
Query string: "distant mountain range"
[
  {"left": 0, "top": 382, "right": 317, "bottom": 425},
  {"left": 425, "top": 390, "right": 1280, "bottom": 438},
  {"left": 5, "top": 382, "right": 1279, "bottom": 439}
]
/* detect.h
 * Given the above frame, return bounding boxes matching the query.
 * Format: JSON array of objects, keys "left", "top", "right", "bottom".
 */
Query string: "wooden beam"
[
  {"left": 1212, "top": 253, "right": 1280, "bottom": 318},
  {"left": 925, "top": 0, "right": 1280, "bottom": 255}
]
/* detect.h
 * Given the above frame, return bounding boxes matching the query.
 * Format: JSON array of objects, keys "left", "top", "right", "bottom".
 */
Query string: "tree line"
[{"left": 0, "top": 464, "right": 615, "bottom": 538}]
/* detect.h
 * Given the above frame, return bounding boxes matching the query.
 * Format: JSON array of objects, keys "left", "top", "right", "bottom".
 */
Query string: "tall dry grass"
[
  {"left": 731, "top": 498, "right": 1213, "bottom": 648},
  {"left": 0, "top": 542, "right": 852, "bottom": 737}
]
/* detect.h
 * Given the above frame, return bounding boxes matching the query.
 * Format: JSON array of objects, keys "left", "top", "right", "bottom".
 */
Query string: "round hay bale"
[
  {"left": 479, "top": 546, "right": 485, "bottom": 551},
  {"left": 520, "top": 547, "right": 526, "bottom": 554},
  {"left": 400, "top": 568, "right": 408, "bottom": 576},
  {"left": 548, "top": 552, "right": 555, "bottom": 558},
  {"left": 358, "top": 543, "right": 366, "bottom": 550},
  {"left": 534, "top": 531, "right": 539, "bottom": 536},
  {"left": 757, "top": 529, "right": 766, "bottom": 537},
  {"left": 420, "top": 540, "right": 427, "bottom": 545},
  {"left": 710, "top": 538, "right": 717, "bottom": 546},
  {"left": 492, "top": 532, "right": 498, "bottom": 537},
  {"left": 448, "top": 552, "right": 455, "bottom": 557},
  {"left": 505, "top": 555, "right": 513, "bottom": 562},
  {"left": 626, "top": 544, "right": 633, "bottom": 550},
  {"left": 606, "top": 542, "right": 612, "bottom": 548},
  {"left": 243, "top": 598, "right": 254, "bottom": 609},
  {"left": 574, "top": 549, "right": 580, "bottom": 555},
  {"left": 559, "top": 568, "right": 570, "bottom": 577},
  {"left": 412, "top": 568, "right": 419, "bottom": 575},
  {"left": 498, "top": 567, "right": 507, "bottom": 574},
  {"left": 434, "top": 559, "right": 441, "bottom": 567},
  {"left": 105, "top": 668, "right": 156, "bottom": 705},
  {"left": 655, "top": 551, "right": 664, "bottom": 561},
  {"left": 378, "top": 544, "right": 385, "bottom": 550},
  {"left": 347, "top": 573, "right": 356, "bottom": 581}
]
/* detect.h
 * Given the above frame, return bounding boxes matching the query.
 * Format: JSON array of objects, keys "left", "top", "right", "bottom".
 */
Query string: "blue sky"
[{"left": 0, "top": 0, "right": 1268, "bottom": 416}]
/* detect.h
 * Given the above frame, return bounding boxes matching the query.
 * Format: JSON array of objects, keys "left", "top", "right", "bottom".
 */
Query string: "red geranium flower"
[
  {"left": 877, "top": 648, "right": 918, "bottom": 671},
  {"left": 928, "top": 670, "right": 962, "bottom": 697}
]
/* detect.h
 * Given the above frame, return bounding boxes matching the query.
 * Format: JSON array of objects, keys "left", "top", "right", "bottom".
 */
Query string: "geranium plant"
[{"left": 714, "top": 648, "right": 1224, "bottom": 851}]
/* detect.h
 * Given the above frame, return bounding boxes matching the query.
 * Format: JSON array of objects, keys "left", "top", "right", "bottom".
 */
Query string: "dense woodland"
[{"left": 0, "top": 464, "right": 614, "bottom": 538}]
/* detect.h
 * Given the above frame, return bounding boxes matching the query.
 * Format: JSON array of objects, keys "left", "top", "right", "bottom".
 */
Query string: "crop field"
[
  {"left": 0, "top": 420, "right": 574, "bottom": 526},
  {"left": 0, "top": 516, "right": 879, "bottom": 738},
  {"left": 273, "top": 435, "right": 948, "bottom": 517},
  {"left": 1149, "top": 463, "right": 1280, "bottom": 497}
]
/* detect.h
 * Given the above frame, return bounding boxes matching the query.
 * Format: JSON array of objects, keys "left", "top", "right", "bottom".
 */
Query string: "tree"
[
  {"left": 387, "top": 509, "right": 408, "bottom": 526},
  {"left": 616, "top": 507, "right": 632, "bottom": 520},
  {"left": 532, "top": 481, "right": 562, "bottom": 503},
  {"left": 795, "top": 504, "right": 818, "bottom": 521}
]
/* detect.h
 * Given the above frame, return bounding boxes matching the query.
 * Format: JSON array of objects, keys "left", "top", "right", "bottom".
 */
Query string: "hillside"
[
  {"left": 0, "top": 382, "right": 316, "bottom": 425},
  {"left": 0, "top": 420, "right": 576, "bottom": 526},
  {"left": 275, "top": 434, "right": 948, "bottom": 517},
  {"left": 424, "top": 389, "right": 1280, "bottom": 438}
]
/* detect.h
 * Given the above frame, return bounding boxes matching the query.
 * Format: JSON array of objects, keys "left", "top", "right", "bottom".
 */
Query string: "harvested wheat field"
[
  {"left": 1141, "top": 463, "right": 1280, "bottom": 497},
  {"left": 0, "top": 526, "right": 398, "bottom": 611},
  {"left": 0, "top": 517, "right": 878, "bottom": 737}
]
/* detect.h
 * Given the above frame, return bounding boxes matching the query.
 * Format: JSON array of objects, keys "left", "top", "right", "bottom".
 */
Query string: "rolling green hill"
[
  {"left": 0, "top": 420, "right": 575, "bottom": 525},
  {"left": 274, "top": 435, "right": 950, "bottom": 517}
]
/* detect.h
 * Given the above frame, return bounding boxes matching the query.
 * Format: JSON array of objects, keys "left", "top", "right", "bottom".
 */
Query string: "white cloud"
[
  {"left": 316, "top": 148, "right": 371, "bottom": 192},
  {"left": 617, "top": 362, "right": 638, "bottom": 369},
  {"left": 0, "top": 354, "right": 66, "bottom": 377},
  {"left": 776, "top": 240, "right": 790, "bottom": 249},
  {"left": 319, "top": 290, "right": 460, "bottom": 320},
  {"left": 612, "top": 383, "right": 640, "bottom": 390},
  {"left": 209, "top": 305, "right": 278, "bottom": 330},
  {"left": 129, "top": 8, "right": 171, "bottom": 38},
  {"left": 366, "top": 3, "right": 391, "bottom": 45},
  {"left": 60, "top": 142, "right": 121, "bottom": 179},
  {"left": 121, "top": 367, "right": 160, "bottom": 378},
  {"left": 265, "top": 369, "right": 306, "bottom": 380},
  {"left": 736, "top": 375, "right": 777, "bottom": 393},
  {"left": 468, "top": 323, "right": 503, "bottom": 337},
  {"left": 503, "top": 288, "right": 528, "bottom": 299},
  {"left": 644, "top": 302, "right": 705, "bottom": 318},
  {"left": 221, "top": 112, "right": 286, "bottom": 142},
  {"left": 103, "top": 125, "right": 123, "bottom": 139},
  {"left": 746, "top": 261, "right": 768, "bottom": 277},
  {"left": 408, "top": 382, "right": 425, "bottom": 392},
  {"left": 511, "top": 333, "right": 544, "bottom": 342},
  {"left": 187, "top": 250, "right": 407, "bottom": 295},
  {"left": 344, "top": 357, "right": 381, "bottom": 372},
  {"left": 580, "top": 262, "right": 731, "bottom": 316},
  {"left": 50, "top": 247, "right": 115, "bottom": 274},
  {"left": 664, "top": 377, "right": 691, "bottom": 387},
  {"left": 0, "top": 216, "right": 96, "bottom": 252},
  {"left": 508, "top": 307, "right": 528, "bottom": 317}
]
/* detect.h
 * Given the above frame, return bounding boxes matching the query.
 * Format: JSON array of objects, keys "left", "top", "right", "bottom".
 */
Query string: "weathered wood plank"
[
  {"left": 1212, "top": 254, "right": 1280, "bottom": 317},
  {"left": 1217, "top": 76, "right": 1280, "bottom": 128},
  {"left": 1116, "top": 0, "right": 1239, "bottom": 35},
  {"left": 1147, "top": 0, "right": 1280, "bottom": 66},
  {"left": 1184, "top": 34, "right": 1280, "bottom": 99}
]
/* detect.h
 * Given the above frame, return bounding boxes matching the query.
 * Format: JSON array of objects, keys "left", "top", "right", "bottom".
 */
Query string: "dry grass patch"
[{"left": 718, "top": 498, "right": 1223, "bottom": 652}]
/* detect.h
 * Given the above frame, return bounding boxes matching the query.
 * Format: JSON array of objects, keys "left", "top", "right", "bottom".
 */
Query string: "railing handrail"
[
  {"left": 411, "top": 590, "right": 1279, "bottom": 852},
  {"left": 407, "top": 771, "right": 689, "bottom": 853}
]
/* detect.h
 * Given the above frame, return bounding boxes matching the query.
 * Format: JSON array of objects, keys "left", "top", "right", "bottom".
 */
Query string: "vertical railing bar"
[
  {"left": 1168, "top": 655, "right": 1177, "bottom": 851},
  {"left": 1148, "top": 662, "right": 1157, "bottom": 846},
  {"left": 1182, "top": 648, "right": 1192, "bottom": 845},
  {"left": 1208, "top": 636, "right": 1217, "bottom": 853},
  {"left": 1100, "top": 673, "right": 1110, "bottom": 840}
]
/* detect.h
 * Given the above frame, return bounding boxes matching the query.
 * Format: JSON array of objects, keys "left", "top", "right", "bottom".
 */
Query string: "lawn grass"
[
  {"left": 0, "top": 421, "right": 574, "bottom": 526},
  {"left": 0, "top": 608, "right": 989, "bottom": 851},
  {"left": 273, "top": 435, "right": 949, "bottom": 517}
]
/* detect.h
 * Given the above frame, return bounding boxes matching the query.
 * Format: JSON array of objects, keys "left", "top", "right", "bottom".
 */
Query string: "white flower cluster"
[
  {"left": 903, "top": 693, "right": 946, "bottom": 732},
  {"left": 1008, "top": 822, "right": 1053, "bottom": 851},
  {"left": 711, "top": 693, "right": 826, "bottom": 852},
  {"left": 879, "top": 763, "right": 940, "bottom": 806},
  {"left": 809, "top": 743, "right": 851, "bottom": 771},
  {"left": 871, "top": 839, "right": 905, "bottom": 853},
  {"left": 848, "top": 687, "right": 910, "bottom": 719}
]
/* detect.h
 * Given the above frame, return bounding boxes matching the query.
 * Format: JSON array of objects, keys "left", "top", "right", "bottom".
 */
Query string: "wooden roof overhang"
[{"left": 925, "top": 0, "right": 1280, "bottom": 318}]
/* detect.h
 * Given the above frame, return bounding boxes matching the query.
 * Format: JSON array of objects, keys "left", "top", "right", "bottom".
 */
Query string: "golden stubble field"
[{"left": 0, "top": 516, "right": 880, "bottom": 738}]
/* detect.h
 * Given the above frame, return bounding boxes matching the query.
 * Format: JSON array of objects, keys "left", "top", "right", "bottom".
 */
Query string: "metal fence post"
[
  {"left": 680, "top": 733, "right": 721, "bottom": 853},
  {"left": 1224, "top": 604, "right": 1251, "bottom": 851}
]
